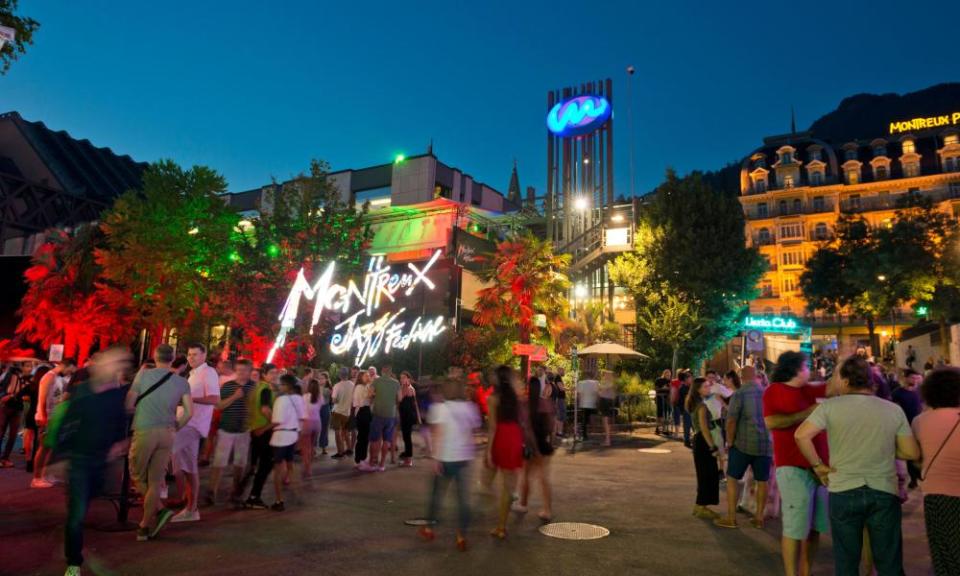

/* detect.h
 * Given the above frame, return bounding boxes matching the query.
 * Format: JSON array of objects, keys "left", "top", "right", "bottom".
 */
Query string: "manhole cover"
[
  {"left": 637, "top": 448, "right": 671, "bottom": 454},
  {"left": 403, "top": 518, "right": 437, "bottom": 526},
  {"left": 539, "top": 522, "right": 610, "bottom": 540}
]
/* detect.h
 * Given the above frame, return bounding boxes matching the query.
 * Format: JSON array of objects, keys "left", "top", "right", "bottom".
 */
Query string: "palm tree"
[{"left": 473, "top": 232, "right": 571, "bottom": 378}]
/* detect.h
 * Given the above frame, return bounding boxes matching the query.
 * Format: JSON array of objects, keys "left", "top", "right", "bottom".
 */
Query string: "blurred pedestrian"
[
  {"left": 318, "top": 372, "right": 332, "bottom": 456},
  {"left": 330, "top": 367, "right": 354, "bottom": 459},
  {"left": 352, "top": 371, "right": 374, "bottom": 471},
  {"left": 516, "top": 368, "right": 555, "bottom": 522},
  {"left": 33, "top": 359, "right": 77, "bottom": 487},
  {"left": 486, "top": 366, "right": 525, "bottom": 539},
  {"left": 576, "top": 370, "right": 599, "bottom": 441},
  {"left": 300, "top": 377, "right": 322, "bottom": 479},
  {"left": 61, "top": 347, "right": 131, "bottom": 576},
  {"left": 418, "top": 377, "right": 481, "bottom": 551},
  {"left": 0, "top": 366, "right": 25, "bottom": 467},
  {"left": 398, "top": 371, "right": 421, "bottom": 467}
]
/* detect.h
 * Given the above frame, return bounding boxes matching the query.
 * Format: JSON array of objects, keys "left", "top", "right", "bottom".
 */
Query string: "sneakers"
[
  {"left": 30, "top": 478, "right": 54, "bottom": 489},
  {"left": 355, "top": 462, "right": 375, "bottom": 472},
  {"left": 331, "top": 453, "right": 345, "bottom": 459},
  {"left": 244, "top": 497, "right": 268, "bottom": 510},
  {"left": 270, "top": 501, "right": 285, "bottom": 512},
  {"left": 170, "top": 508, "right": 200, "bottom": 523},
  {"left": 400, "top": 460, "right": 413, "bottom": 468},
  {"left": 64, "top": 566, "right": 81, "bottom": 576},
  {"left": 376, "top": 465, "right": 386, "bottom": 472},
  {"left": 150, "top": 508, "right": 175, "bottom": 538},
  {"left": 136, "top": 527, "right": 150, "bottom": 542}
]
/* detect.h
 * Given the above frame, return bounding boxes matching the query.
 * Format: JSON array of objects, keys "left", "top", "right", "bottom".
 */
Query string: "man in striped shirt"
[{"left": 207, "top": 359, "right": 255, "bottom": 505}]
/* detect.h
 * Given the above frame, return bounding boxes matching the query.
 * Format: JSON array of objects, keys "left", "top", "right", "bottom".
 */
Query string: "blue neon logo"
[{"left": 547, "top": 95, "right": 611, "bottom": 137}]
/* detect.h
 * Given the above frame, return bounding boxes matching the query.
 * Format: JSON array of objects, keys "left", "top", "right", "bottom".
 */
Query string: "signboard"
[
  {"left": 546, "top": 95, "right": 612, "bottom": 137},
  {"left": 267, "top": 249, "right": 447, "bottom": 366},
  {"left": 889, "top": 111, "right": 960, "bottom": 135},
  {"left": 48, "top": 344, "right": 64, "bottom": 362},
  {"left": 454, "top": 227, "right": 495, "bottom": 272},
  {"left": 743, "top": 315, "right": 803, "bottom": 334},
  {"left": 513, "top": 343, "right": 547, "bottom": 362}
]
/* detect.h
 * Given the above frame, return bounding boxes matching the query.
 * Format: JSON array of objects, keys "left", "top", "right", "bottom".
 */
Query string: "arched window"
[
  {"left": 902, "top": 139, "right": 916, "bottom": 155},
  {"left": 758, "top": 228, "right": 771, "bottom": 244},
  {"left": 793, "top": 199, "right": 802, "bottom": 213},
  {"left": 778, "top": 200, "right": 788, "bottom": 215}
]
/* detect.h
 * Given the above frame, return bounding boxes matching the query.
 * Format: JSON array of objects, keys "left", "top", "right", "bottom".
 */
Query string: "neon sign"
[
  {"left": 889, "top": 112, "right": 960, "bottom": 134},
  {"left": 267, "top": 250, "right": 447, "bottom": 366},
  {"left": 547, "top": 95, "right": 611, "bottom": 137},
  {"left": 743, "top": 316, "right": 802, "bottom": 334}
]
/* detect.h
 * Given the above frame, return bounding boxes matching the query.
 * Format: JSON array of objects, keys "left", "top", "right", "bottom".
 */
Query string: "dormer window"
[
  {"left": 755, "top": 158, "right": 766, "bottom": 169},
  {"left": 945, "top": 133, "right": 959, "bottom": 146},
  {"left": 811, "top": 171, "right": 823, "bottom": 185},
  {"left": 875, "top": 165, "right": 888, "bottom": 180},
  {"left": 846, "top": 168, "right": 860, "bottom": 185},
  {"left": 904, "top": 161, "right": 920, "bottom": 177},
  {"left": 809, "top": 149, "right": 822, "bottom": 162},
  {"left": 781, "top": 151, "right": 793, "bottom": 164},
  {"left": 755, "top": 178, "right": 766, "bottom": 193},
  {"left": 874, "top": 145, "right": 887, "bottom": 157},
  {"left": 902, "top": 139, "right": 916, "bottom": 154},
  {"left": 845, "top": 148, "right": 858, "bottom": 161}
]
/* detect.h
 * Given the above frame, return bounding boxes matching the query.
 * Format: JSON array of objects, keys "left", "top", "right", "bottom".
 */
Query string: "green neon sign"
[{"left": 743, "top": 316, "right": 804, "bottom": 334}]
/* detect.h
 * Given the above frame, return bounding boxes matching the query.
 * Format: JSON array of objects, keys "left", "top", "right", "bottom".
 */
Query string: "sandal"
[
  {"left": 713, "top": 518, "right": 737, "bottom": 529},
  {"left": 489, "top": 527, "right": 506, "bottom": 540}
]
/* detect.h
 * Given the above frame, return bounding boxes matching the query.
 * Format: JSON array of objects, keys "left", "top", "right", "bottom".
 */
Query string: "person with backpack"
[{"left": 127, "top": 344, "right": 193, "bottom": 542}]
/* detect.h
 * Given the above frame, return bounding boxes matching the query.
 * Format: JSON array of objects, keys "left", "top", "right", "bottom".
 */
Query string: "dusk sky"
[{"left": 4, "top": 1, "right": 959, "bottom": 197}]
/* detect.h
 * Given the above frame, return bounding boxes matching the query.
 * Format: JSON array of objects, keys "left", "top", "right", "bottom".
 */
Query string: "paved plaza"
[{"left": 0, "top": 431, "right": 932, "bottom": 576}]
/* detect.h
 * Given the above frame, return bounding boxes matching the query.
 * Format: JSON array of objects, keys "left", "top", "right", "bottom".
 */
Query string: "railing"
[
  {"left": 745, "top": 200, "right": 835, "bottom": 219},
  {"left": 752, "top": 234, "right": 776, "bottom": 246}
]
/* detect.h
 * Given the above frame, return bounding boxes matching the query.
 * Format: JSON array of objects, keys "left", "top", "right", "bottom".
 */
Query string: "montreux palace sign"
[
  {"left": 267, "top": 250, "right": 447, "bottom": 366},
  {"left": 547, "top": 94, "right": 612, "bottom": 137},
  {"left": 889, "top": 111, "right": 960, "bottom": 135}
]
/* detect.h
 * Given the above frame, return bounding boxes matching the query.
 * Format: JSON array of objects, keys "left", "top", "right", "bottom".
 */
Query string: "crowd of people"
[
  {"left": 0, "top": 346, "right": 585, "bottom": 576},
  {"left": 680, "top": 350, "right": 960, "bottom": 576}
]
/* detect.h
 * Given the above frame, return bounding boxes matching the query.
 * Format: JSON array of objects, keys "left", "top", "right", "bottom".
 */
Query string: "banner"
[{"left": 454, "top": 228, "right": 495, "bottom": 272}]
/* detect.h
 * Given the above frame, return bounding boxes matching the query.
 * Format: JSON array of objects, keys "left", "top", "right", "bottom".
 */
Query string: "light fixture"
[
  {"left": 394, "top": 154, "right": 406, "bottom": 164},
  {"left": 583, "top": 158, "right": 590, "bottom": 164},
  {"left": 611, "top": 214, "right": 625, "bottom": 223},
  {"left": 574, "top": 197, "right": 588, "bottom": 211},
  {"left": 188, "top": 227, "right": 199, "bottom": 235},
  {"left": 877, "top": 275, "right": 887, "bottom": 282},
  {"left": 575, "top": 284, "right": 588, "bottom": 299}
]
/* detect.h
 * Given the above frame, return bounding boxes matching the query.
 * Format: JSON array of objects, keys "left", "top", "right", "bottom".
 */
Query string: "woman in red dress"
[{"left": 486, "top": 365, "right": 525, "bottom": 539}]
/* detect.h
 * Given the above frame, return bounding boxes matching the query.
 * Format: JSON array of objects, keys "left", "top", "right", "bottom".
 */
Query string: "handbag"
[{"left": 920, "top": 412, "right": 960, "bottom": 482}]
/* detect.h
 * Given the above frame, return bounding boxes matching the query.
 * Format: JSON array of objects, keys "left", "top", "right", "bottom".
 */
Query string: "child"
[{"left": 269, "top": 374, "right": 303, "bottom": 511}]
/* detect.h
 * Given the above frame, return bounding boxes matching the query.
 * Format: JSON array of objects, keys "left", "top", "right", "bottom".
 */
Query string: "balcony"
[
  {"left": 751, "top": 233, "right": 776, "bottom": 246},
  {"left": 744, "top": 199, "right": 835, "bottom": 220},
  {"left": 809, "top": 231, "right": 834, "bottom": 242}
]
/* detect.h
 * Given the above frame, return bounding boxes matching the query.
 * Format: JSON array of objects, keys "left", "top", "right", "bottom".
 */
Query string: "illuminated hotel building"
[{"left": 739, "top": 123, "right": 960, "bottom": 350}]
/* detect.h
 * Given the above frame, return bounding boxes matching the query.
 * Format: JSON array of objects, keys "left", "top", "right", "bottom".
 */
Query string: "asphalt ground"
[{"left": 0, "top": 430, "right": 932, "bottom": 576}]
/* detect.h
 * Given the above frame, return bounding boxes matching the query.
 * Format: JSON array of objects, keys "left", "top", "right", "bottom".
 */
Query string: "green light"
[
  {"left": 267, "top": 244, "right": 280, "bottom": 258},
  {"left": 228, "top": 251, "right": 241, "bottom": 262},
  {"left": 916, "top": 306, "right": 929, "bottom": 317},
  {"left": 394, "top": 154, "right": 405, "bottom": 164}
]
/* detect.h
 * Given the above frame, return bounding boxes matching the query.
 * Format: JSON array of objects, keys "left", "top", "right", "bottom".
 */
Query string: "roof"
[{"left": 0, "top": 111, "right": 147, "bottom": 201}]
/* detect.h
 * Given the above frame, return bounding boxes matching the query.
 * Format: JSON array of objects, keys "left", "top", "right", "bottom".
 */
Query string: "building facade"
[{"left": 739, "top": 125, "right": 960, "bottom": 350}]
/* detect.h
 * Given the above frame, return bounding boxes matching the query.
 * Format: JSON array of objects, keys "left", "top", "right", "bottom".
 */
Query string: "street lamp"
[
  {"left": 877, "top": 274, "right": 887, "bottom": 282},
  {"left": 574, "top": 197, "right": 588, "bottom": 211},
  {"left": 575, "top": 284, "right": 588, "bottom": 299}
]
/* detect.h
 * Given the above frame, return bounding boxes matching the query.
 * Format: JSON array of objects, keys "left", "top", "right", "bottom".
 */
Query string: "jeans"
[
  {"left": 426, "top": 461, "right": 471, "bottom": 533},
  {"left": 248, "top": 431, "right": 273, "bottom": 500},
  {"left": 829, "top": 486, "right": 904, "bottom": 576},
  {"left": 319, "top": 404, "right": 331, "bottom": 449},
  {"left": 354, "top": 407, "right": 372, "bottom": 464},
  {"left": 0, "top": 407, "right": 22, "bottom": 460},
  {"left": 65, "top": 458, "right": 106, "bottom": 567}
]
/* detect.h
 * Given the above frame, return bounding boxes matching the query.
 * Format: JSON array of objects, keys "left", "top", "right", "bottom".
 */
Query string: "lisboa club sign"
[
  {"left": 547, "top": 94, "right": 611, "bottom": 137},
  {"left": 267, "top": 250, "right": 447, "bottom": 366}
]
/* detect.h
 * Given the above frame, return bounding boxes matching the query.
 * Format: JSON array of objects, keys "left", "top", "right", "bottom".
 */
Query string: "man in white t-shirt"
[
  {"left": 418, "top": 378, "right": 481, "bottom": 547},
  {"left": 171, "top": 343, "right": 220, "bottom": 523},
  {"left": 330, "top": 367, "right": 355, "bottom": 459},
  {"left": 32, "top": 359, "right": 77, "bottom": 487},
  {"left": 577, "top": 373, "right": 600, "bottom": 441}
]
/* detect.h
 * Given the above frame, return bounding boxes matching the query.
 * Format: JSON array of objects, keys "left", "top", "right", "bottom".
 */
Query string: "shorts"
[
  {"left": 599, "top": 397, "right": 616, "bottom": 416},
  {"left": 271, "top": 443, "right": 295, "bottom": 463},
  {"left": 331, "top": 412, "right": 349, "bottom": 430},
  {"left": 777, "top": 466, "right": 830, "bottom": 540},
  {"left": 726, "top": 446, "right": 771, "bottom": 482},
  {"left": 369, "top": 416, "right": 396, "bottom": 442},
  {"left": 173, "top": 426, "right": 202, "bottom": 475},
  {"left": 213, "top": 430, "right": 250, "bottom": 468}
]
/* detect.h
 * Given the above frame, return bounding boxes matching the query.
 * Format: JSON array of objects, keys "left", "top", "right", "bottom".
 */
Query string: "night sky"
[{"left": 3, "top": 1, "right": 958, "bottom": 197}]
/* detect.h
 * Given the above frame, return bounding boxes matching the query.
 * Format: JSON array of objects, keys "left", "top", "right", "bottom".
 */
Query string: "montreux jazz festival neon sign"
[
  {"left": 266, "top": 250, "right": 447, "bottom": 366},
  {"left": 547, "top": 95, "right": 612, "bottom": 137}
]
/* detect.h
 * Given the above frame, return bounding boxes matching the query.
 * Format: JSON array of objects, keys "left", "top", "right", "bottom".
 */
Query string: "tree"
[
  {"left": 473, "top": 232, "right": 571, "bottom": 379},
  {"left": 555, "top": 301, "right": 622, "bottom": 354},
  {"left": 96, "top": 160, "right": 240, "bottom": 347},
  {"left": 225, "top": 159, "right": 372, "bottom": 363},
  {"left": 609, "top": 170, "right": 765, "bottom": 369},
  {"left": 636, "top": 290, "right": 700, "bottom": 373},
  {"left": 0, "top": 0, "right": 39, "bottom": 74},
  {"left": 17, "top": 225, "right": 135, "bottom": 363}
]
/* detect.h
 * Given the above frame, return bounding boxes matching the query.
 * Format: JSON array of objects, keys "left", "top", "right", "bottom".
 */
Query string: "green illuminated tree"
[
  {"left": 96, "top": 160, "right": 240, "bottom": 346},
  {"left": 0, "top": 0, "right": 39, "bottom": 74}
]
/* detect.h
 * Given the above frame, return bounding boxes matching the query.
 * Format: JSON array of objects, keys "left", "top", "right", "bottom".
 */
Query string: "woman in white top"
[
  {"left": 352, "top": 372, "right": 374, "bottom": 469},
  {"left": 299, "top": 378, "right": 322, "bottom": 479},
  {"left": 270, "top": 375, "right": 304, "bottom": 511}
]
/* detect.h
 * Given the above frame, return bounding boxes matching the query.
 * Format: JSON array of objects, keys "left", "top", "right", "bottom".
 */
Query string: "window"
[
  {"left": 811, "top": 171, "right": 824, "bottom": 185},
  {"left": 813, "top": 196, "right": 825, "bottom": 211},
  {"left": 846, "top": 169, "right": 859, "bottom": 185},
  {"left": 904, "top": 162, "right": 920, "bottom": 177},
  {"left": 950, "top": 183, "right": 960, "bottom": 199},
  {"left": 355, "top": 185, "right": 392, "bottom": 205},
  {"left": 758, "top": 228, "right": 771, "bottom": 244},
  {"left": 945, "top": 157, "right": 959, "bottom": 172},
  {"left": 757, "top": 203, "right": 768, "bottom": 217},
  {"left": 784, "top": 174, "right": 795, "bottom": 188},
  {"left": 760, "top": 282, "right": 774, "bottom": 298},
  {"left": 845, "top": 148, "right": 858, "bottom": 161},
  {"left": 793, "top": 199, "right": 802, "bottom": 213},
  {"left": 780, "top": 223, "right": 802, "bottom": 239},
  {"left": 754, "top": 178, "right": 767, "bottom": 193},
  {"left": 945, "top": 134, "right": 959, "bottom": 146},
  {"left": 902, "top": 139, "right": 916, "bottom": 154},
  {"left": 874, "top": 145, "right": 887, "bottom": 157},
  {"left": 875, "top": 165, "right": 888, "bottom": 180},
  {"left": 781, "top": 151, "right": 794, "bottom": 164},
  {"left": 782, "top": 277, "right": 798, "bottom": 293},
  {"left": 809, "top": 149, "right": 822, "bottom": 161},
  {"left": 781, "top": 252, "right": 803, "bottom": 267},
  {"left": 778, "top": 200, "right": 788, "bottom": 215},
  {"left": 814, "top": 223, "right": 828, "bottom": 240},
  {"left": 849, "top": 194, "right": 861, "bottom": 209}
]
